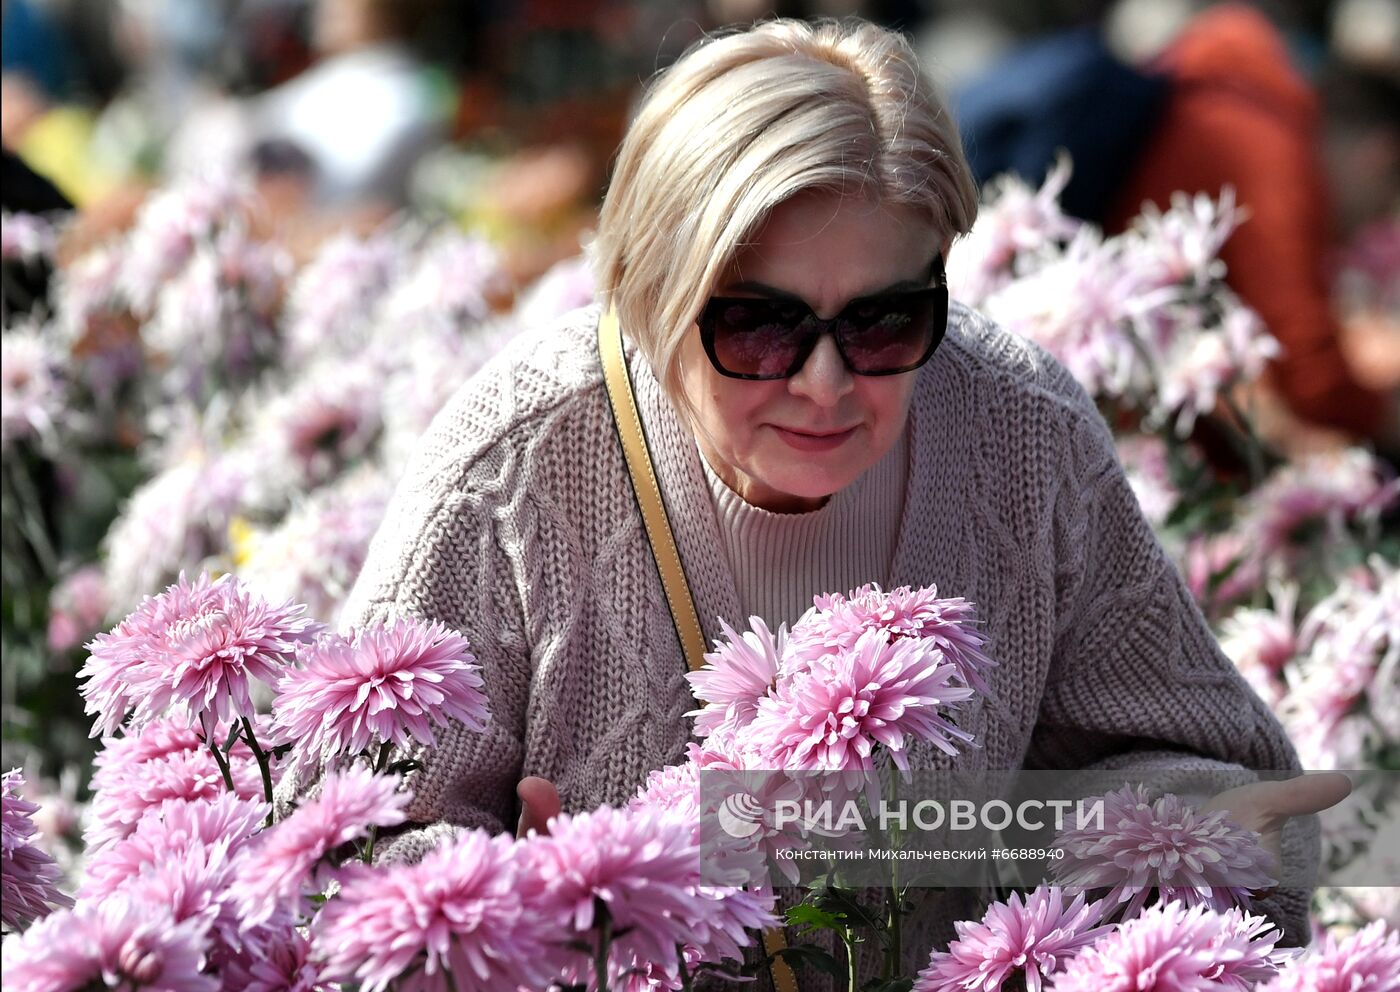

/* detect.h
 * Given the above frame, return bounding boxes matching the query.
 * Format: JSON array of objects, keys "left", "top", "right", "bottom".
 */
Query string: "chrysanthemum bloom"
[
  {"left": 526, "top": 804, "right": 708, "bottom": 976},
  {"left": 272, "top": 617, "right": 488, "bottom": 776},
  {"left": 1, "top": 325, "right": 66, "bottom": 454},
  {"left": 313, "top": 829, "right": 557, "bottom": 992},
  {"left": 0, "top": 894, "right": 217, "bottom": 992},
  {"left": 284, "top": 231, "right": 402, "bottom": 365},
  {"left": 47, "top": 565, "right": 111, "bottom": 655},
  {"left": 1050, "top": 784, "right": 1276, "bottom": 920},
  {"left": 1156, "top": 304, "right": 1278, "bottom": 435},
  {"left": 790, "top": 583, "right": 997, "bottom": 695},
  {"left": 82, "top": 792, "right": 267, "bottom": 900},
  {"left": 1257, "top": 919, "right": 1400, "bottom": 992},
  {"left": 686, "top": 617, "right": 784, "bottom": 739},
  {"left": 1116, "top": 435, "right": 1185, "bottom": 530},
  {"left": 224, "top": 929, "right": 334, "bottom": 992},
  {"left": 1052, "top": 901, "right": 1288, "bottom": 992},
  {"left": 946, "top": 157, "right": 1082, "bottom": 307},
  {"left": 2, "top": 770, "right": 74, "bottom": 931},
  {"left": 1218, "top": 586, "right": 1298, "bottom": 708},
  {"left": 84, "top": 727, "right": 264, "bottom": 853},
  {"left": 915, "top": 887, "right": 1111, "bottom": 992},
  {"left": 79, "top": 572, "right": 321, "bottom": 737},
  {"left": 238, "top": 469, "right": 390, "bottom": 622},
  {"left": 381, "top": 230, "right": 508, "bottom": 333},
  {"left": 119, "top": 175, "right": 250, "bottom": 314},
  {"left": 514, "top": 253, "right": 596, "bottom": 326},
  {"left": 747, "top": 627, "right": 976, "bottom": 778},
  {"left": 234, "top": 767, "right": 408, "bottom": 924},
  {"left": 98, "top": 447, "right": 253, "bottom": 614}
]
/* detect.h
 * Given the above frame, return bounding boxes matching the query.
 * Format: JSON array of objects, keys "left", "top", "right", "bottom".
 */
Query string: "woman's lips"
[{"left": 771, "top": 425, "right": 859, "bottom": 452}]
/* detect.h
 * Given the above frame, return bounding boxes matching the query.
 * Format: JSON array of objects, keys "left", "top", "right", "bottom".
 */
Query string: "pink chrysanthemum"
[
  {"left": 1258, "top": 920, "right": 1400, "bottom": 992},
  {"left": 0, "top": 893, "right": 217, "bottom": 992},
  {"left": 1050, "top": 785, "right": 1276, "bottom": 920},
  {"left": 526, "top": 804, "right": 706, "bottom": 973},
  {"left": 47, "top": 565, "right": 111, "bottom": 655},
  {"left": 83, "top": 724, "right": 266, "bottom": 853},
  {"left": 234, "top": 767, "right": 408, "bottom": 924},
  {"left": 272, "top": 617, "right": 489, "bottom": 775},
  {"left": 79, "top": 572, "right": 322, "bottom": 736},
  {"left": 791, "top": 583, "right": 997, "bottom": 695},
  {"left": 313, "top": 829, "right": 557, "bottom": 992},
  {"left": 915, "top": 887, "right": 1111, "bottom": 992},
  {"left": 224, "top": 929, "right": 335, "bottom": 992},
  {"left": 1, "top": 325, "right": 66, "bottom": 454},
  {"left": 2, "top": 770, "right": 74, "bottom": 931},
  {"left": 82, "top": 792, "right": 266, "bottom": 900},
  {"left": 747, "top": 627, "right": 975, "bottom": 777},
  {"left": 686, "top": 617, "right": 784, "bottom": 739},
  {"left": 1219, "top": 586, "right": 1299, "bottom": 708},
  {"left": 1051, "top": 901, "right": 1288, "bottom": 992}
]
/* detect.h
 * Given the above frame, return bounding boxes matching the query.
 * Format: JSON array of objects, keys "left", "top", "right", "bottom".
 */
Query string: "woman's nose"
[{"left": 787, "top": 333, "right": 855, "bottom": 406}]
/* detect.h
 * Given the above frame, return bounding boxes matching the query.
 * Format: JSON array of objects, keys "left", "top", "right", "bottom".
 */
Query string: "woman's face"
[{"left": 677, "top": 189, "right": 942, "bottom": 513}]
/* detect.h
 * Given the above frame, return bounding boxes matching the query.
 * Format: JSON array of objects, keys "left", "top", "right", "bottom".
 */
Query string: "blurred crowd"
[{"left": 3, "top": 0, "right": 1398, "bottom": 460}]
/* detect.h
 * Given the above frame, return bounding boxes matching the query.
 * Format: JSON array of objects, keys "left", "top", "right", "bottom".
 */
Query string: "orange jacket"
[{"left": 1106, "top": 3, "right": 1384, "bottom": 438}]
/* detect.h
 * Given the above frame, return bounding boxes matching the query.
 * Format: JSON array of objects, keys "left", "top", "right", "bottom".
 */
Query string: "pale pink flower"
[
  {"left": 238, "top": 469, "right": 391, "bottom": 623},
  {"left": 272, "top": 616, "right": 488, "bottom": 775},
  {"left": 946, "top": 157, "right": 1082, "bottom": 307},
  {"left": 1050, "top": 785, "right": 1276, "bottom": 920},
  {"left": 1, "top": 325, "right": 66, "bottom": 453},
  {"left": 1116, "top": 435, "right": 1183, "bottom": 530},
  {"left": 84, "top": 721, "right": 265, "bottom": 852},
  {"left": 2, "top": 770, "right": 74, "bottom": 931},
  {"left": 1156, "top": 304, "right": 1279, "bottom": 434},
  {"left": 51, "top": 245, "right": 124, "bottom": 344},
  {"left": 915, "top": 887, "right": 1111, "bottom": 992},
  {"left": 1241, "top": 449, "right": 1400, "bottom": 564},
  {"left": 224, "top": 929, "right": 335, "bottom": 992},
  {"left": 47, "top": 565, "right": 111, "bottom": 655},
  {"left": 515, "top": 252, "right": 596, "bottom": 325},
  {"left": 313, "top": 829, "right": 557, "bottom": 992},
  {"left": 686, "top": 617, "right": 784, "bottom": 739},
  {"left": 790, "top": 583, "right": 997, "bottom": 695},
  {"left": 747, "top": 627, "right": 976, "bottom": 778},
  {"left": 1, "top": 894, "right": 216, "bottom": 992},
  {"left": 234, "top": 767, "right": 408, "bottom": 924},
  {"left": 1218, "top": 585, "right": 1299, "bottom": 707},
  {"left": 381, "top": 230, "right": 508, "bottom": 333},
  {"left": 284, "top": 232, "right": 401, "bottom": 365},
  {"left": 1, "top": 211, "right": 57, "bottom": 261},
  {"left": 81, "top": 792, "right": 266, "bottom": 900},
  {"left": 526, "top": 805, "right": 708, "bottom": 977},
  {"left": 100, "top": 444, "right": 254, "bottom": 611},
  {"left": 120, "top": 175, "right": 251, "bottom": 314},
  {"left": 79, "top": 572, "right": 321, "bottom": 736},
  {"left": 1129, "top": 188, "right": 1243, "bottom": 291},
  {"left": 1258, "top": 919, "right": 1400, "bottom": 992},
  {"left": 1052, "top": 901, "right": 1287, "bottom": 991}
]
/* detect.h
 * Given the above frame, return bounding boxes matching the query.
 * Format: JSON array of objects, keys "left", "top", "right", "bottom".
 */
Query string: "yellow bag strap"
[{"left": 598, "top": 310, "right": 800, "bottom": 992}]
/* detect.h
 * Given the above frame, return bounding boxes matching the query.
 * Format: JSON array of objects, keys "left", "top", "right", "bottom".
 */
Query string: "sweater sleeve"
[
  {"left": 1025, "top": 403, "right": 1317, "bottom": 945},
  {"left": 334, "top": 433, "right": 533, "bottom": 862}
]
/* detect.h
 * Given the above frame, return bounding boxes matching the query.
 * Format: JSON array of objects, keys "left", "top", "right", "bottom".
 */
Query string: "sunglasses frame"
[{"left": 696, "top": 259, "right": 950, "bottom": 381}]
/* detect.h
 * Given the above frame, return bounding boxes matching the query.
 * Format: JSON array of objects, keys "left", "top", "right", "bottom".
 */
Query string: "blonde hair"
[{"left": 591, "top": 18, "right": 978, "bottom": 409}]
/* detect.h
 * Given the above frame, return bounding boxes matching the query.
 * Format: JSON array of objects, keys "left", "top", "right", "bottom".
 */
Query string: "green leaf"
[{"left": 786, "top": 903, "right": 847, "bottom": 934}]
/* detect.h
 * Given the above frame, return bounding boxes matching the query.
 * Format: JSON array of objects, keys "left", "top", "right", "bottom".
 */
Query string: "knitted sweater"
[{"left": 339, "top": 301, "right": 1315, "bottom": 985}]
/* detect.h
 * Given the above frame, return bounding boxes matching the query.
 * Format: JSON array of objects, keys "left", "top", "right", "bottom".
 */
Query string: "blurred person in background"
[
  {"left": 251, "top": 0, "right": 452, "bottom": 215},
  {"left": 958, "top": 0, "right": 1400, "bottom": 463}
]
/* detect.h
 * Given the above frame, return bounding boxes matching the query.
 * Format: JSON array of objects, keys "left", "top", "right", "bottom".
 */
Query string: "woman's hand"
[
  {"left": 516, "top": 776, "right": 561, "bottom": 838},
  {"left": 1202, "top": 771, "right": 1352, "bottom": 867}
]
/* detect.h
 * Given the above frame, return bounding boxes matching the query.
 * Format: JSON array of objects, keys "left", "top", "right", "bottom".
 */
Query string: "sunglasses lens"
[
  {"left": 708, "top": 301, "right": 812, "bottom": 378},
  {"left": 838, "top": 291, "right": 945, "bottom": 374}
]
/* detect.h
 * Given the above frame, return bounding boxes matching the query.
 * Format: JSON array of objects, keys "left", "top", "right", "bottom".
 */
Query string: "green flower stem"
[
  {"left": 595, "top": 905, "right": 615, "bottom": 992},
  {"left": 677, "top": 944, "right": 694, "bottom": 992}
]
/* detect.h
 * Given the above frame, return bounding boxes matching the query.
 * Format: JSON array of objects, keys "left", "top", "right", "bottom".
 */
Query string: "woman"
[{"left": 340, "top": 17, "right": 1340, "bottom": 985}]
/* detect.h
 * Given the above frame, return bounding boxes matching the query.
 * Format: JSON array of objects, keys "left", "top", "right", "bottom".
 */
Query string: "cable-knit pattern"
[{"left": 330, "top": 301, "right": 1315, "bottom": 987}]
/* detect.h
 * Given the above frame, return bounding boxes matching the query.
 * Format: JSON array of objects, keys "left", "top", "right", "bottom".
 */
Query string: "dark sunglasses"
[{"left": 697, "top": 258, "right": 949, "bottom": 380}]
